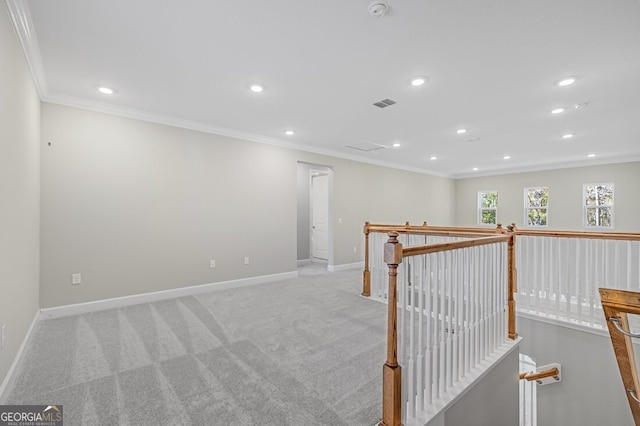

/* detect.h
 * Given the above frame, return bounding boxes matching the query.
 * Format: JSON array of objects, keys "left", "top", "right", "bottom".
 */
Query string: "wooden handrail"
[
  {"left": 362, "top": 222, "right": 507, "bottom": 296},
  {"left": 363, "top": 222, "right": 517, "bottom": 339},
  {"left": 519, "top": 367, "right": 560, "bottom": 382},
  {"left": 401, "top": 235, "right": 509, "bottom": 257},
  {"left": 600, "top": 288, "right": 640, "bottom": 424},
  {"left": 515, "top": 229, "right": 640, "bottom": 241},
  {"left": 365, "top": 221, "right": 640, "bottom": 241},
  {"left": 365, "top": 222, "right": 499, "bottom": 236}
]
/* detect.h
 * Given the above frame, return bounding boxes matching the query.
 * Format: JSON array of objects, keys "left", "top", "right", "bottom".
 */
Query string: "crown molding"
[
  {"left": 44, "top": 92, "right": 640, "bottom": 181},
  {"left": 453, "top": 155, "right": 640, "bottom": 179},
  {"left": 43, "top": 91, "right": 453, "bottom": 178},
  {"left": 5, "top": 0, "right": 48, "bottom": 98}
]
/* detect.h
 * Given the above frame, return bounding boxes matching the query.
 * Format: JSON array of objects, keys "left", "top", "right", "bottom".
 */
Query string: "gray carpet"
[{"left": 5, "top": 264, "right": 387, "bottom": 425}]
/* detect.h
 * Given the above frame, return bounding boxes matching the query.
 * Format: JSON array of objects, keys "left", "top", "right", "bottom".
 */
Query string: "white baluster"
[{"left": 416, "top": 254, "right": 425, "bottom": 413}]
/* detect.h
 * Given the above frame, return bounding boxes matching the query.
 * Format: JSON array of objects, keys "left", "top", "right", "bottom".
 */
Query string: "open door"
[{"left": 311, "top": 171, "right": 329, "bottom": 260}]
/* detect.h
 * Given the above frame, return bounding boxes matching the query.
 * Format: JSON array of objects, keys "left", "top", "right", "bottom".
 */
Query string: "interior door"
[{"left": 311, "top": 172, "right": 329, "bottom": 260}]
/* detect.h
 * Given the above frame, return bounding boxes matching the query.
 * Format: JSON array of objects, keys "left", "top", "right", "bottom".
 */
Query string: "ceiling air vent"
[
  {"left": 345, "top": 141, "right": 388, "bottom": 152},
  {"left": 373, "top": 98, "right": 396, "bottom": 108}
]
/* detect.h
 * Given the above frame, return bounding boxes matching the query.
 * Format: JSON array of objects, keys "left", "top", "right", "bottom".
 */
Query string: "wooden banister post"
[
  {"left": 363, "top": 222, "right": 371, "bottom": 297},
  {"left": 382, "top": 232, "right": 403, "bottom": 426},
  {"left": 507, "top": 224, "right": 518, "bottom": 339}
]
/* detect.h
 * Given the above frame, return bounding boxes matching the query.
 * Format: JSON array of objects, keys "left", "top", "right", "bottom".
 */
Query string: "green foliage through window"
[
  {"left": 478, "top": 191, "right": 498, "bottom": 225},
  {"left": 584, "top": 183, "right": 613, "bottom": 227},
  {"left": 525, "top": 187, "right": 548, "bottom": 226}
]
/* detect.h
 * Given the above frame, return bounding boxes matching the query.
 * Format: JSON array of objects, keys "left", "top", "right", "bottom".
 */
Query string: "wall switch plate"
[
  {"left": 1, "top": 324, "right": 6, "bottom": 348},
  {"left": 210, "top": 260, "right": 216, "bottom": 268},
  {"left": 244, "top": 257, "right": 249, "bottom": 265},
  {"left": 72, "top": 273, "right": 82, "bottom": 285}
]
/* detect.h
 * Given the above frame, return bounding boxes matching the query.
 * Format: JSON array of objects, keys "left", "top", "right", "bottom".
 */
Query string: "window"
[
  {"left": 584, "top": 183, "right": 614, "bottom": 228},
  {"left": 478, "top": 190, "right": 498, "bottom": 225},
  {"left": 525, "top": 187, "right": 548, "bottom": 227}
]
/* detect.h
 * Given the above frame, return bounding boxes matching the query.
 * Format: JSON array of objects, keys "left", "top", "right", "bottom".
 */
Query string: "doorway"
[
  {"left": 310, "top": 170, "right": 329, "bottom": 260},
  {"left": 296, "top": 162, "right": 333, "bottom": 267}
]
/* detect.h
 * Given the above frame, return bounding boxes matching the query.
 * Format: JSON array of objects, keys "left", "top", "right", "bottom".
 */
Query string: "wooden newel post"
[
  {"left": 382, "top": 232, "right": 403, "bottom": 426},
  {"left": 507, "top": 224, "right": 518, "bottom": 339},
  {"left": 363, "top": 222, "right": 371, "bottom": 297}
]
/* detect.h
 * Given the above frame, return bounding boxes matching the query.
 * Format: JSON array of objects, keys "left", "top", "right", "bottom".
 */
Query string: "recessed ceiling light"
[
  {"left": 562, "top": 133, "right": 574, "bottom": 139},
  {"left": 574, "top": 102, "right": 589, "bottom": 109},
  {"left": 556, "top": 77, "right": 577, "bottom": 87},
  {"left": 457, "top": 128, "right": 467, "bottom": 134},
  {"left": 98, "top": 86, "right": 114, "bottom": 95},
  {"left": 250, "top": 84, "right": 264, "bottom": 93},
  {"left": 411, "top": 77, "right": 426, "bottom": 86},
  {"left": 551, "top": 107, "right": 565, "bottom": 114},
  {"left": 503, "top": 155, "right": 511, "bottom": 160},
  {"left": 285, "top": 130, "right": 294, "bottom": 136},
  {"left": 472, "top": 167, "right": 479, "bottom": 171},
  {"left": 392, "top": 143, "right": 401, "bottom": 148},
  {"left": 587, "top": 153, "right": 596, "bottom": 158},
  {"left": 430, "top": 156, "right": 437, "bottom": 160}
]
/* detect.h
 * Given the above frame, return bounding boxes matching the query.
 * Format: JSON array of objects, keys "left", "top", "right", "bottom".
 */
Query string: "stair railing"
[
  {"left": 600, "top": 288, "right": 640, "bottom": 424},
  {"left": 381, "top": 230, "right": 516, "bottom": 426},
  {"left": 516, "top": 230, "right": 640, "bottom": 329}
]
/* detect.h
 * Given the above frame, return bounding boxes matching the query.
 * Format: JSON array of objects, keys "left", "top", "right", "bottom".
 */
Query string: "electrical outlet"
[
  {"left": 72, "top": 273, "right": 82, "bottom": 285},
  {"left": 244, "top": 257, "right": 249, "bottom": 265},
  {"left": 210, "top": 260, "right": 216, "bottom": 268},
  {"left": 1, "top": 324, "right": 6, "bottom": 348}
]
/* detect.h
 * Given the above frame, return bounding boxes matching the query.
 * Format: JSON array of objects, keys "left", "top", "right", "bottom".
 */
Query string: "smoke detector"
[{"left": 369, "top": 1, "right": 389, "bottom": 17}]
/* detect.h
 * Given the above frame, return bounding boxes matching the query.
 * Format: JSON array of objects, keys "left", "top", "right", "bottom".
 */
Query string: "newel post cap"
[{"left": 384, "top": 232, "right": 403, "bottom": 265}]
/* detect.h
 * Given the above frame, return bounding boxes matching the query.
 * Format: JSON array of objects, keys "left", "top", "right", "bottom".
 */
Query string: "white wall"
[
  {"left": 455, "top": 162, "right": 640, "bottom": 231},
  {"left": 0, "top": 4, "right": 41, "bottom": 388},
  {"left": 518, "top": 317, "right": 634, "bottom": 426},
  {"left": 441, "top": 347, "right": 520, "bottom": 426},
  {"left": 40, "top": 103, "right": 455, "bottom": 308}
]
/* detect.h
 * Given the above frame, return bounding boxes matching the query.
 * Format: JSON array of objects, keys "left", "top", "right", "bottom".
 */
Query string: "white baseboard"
[
  {"left": 0, "top": 311, "right": 39, "bottom": 403},
  {"left": 40, "top": 271, "right": 298, "bottom": 320},
  {"left": 328, "top": 261, "right": 364, "bottom": 272}
]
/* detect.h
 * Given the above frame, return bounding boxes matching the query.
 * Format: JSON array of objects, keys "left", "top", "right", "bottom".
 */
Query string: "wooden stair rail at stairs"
[
  {"left": 519, "top": 367, "right": 560, "bottom": 382},
  {"left": 362, "top": 221, "right": 513, "bottom": 298},
  {"left": 379, "top": 230, "right": 517, "bottom": 426},
  {"left": 600, "top": 288, "right": 640, "bottom": 425}
]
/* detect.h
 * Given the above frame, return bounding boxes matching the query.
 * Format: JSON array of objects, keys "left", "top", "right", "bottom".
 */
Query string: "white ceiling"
[{"left": 10, "top": 0, "right": 640, "bottom": 178}]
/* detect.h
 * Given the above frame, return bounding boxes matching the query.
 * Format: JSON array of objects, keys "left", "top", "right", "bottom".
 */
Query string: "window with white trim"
[
  {"left": 525, "top": 187, "right": 548, "bottom": 227},
  {"left": 583, "top": 183, "right": 614, "bottom": 228},
  {"left": 478, "top": 190, "right": 498, "bottom": 225}
]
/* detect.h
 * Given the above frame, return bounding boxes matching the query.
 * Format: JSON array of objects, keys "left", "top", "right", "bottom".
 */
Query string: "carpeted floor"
[{"left": 4, "top": 264, "right": 387, "bottom": 425}]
